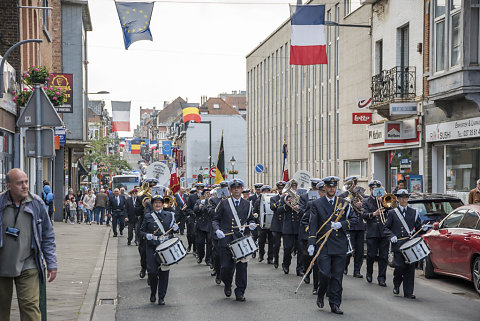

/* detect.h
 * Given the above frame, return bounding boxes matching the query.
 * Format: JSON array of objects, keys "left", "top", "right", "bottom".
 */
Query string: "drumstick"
[
  {"left": 397, "top": 224, "right": 428, "bottom": 241},
  {"left": 155, "top": 221, "right": 180, "bottom": 238},
  {"left": 233, "top": 223, "right": 260, "bottom": 229},
  {"left": 295, "top": 204, "right": 347, "bottom": 294}
]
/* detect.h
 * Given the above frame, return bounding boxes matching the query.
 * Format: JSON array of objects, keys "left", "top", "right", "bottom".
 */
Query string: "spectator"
[
  {"left": 42, "top": 184, "right": 54, "bottom": 222},
  {"left": 0, "top": 168, "right": 57, "bottom": 321},
  {"left": 392, "top": 180, "right": 406, "bottom": 194},
  {"left": 108, "top": 188, "right": 127, "bottom": 237},
  {"left": 468, "top": 179, "right": 480, "bottom": 204},
  {"left": 83, "top": 189, "right": 96, "bottom": 225},
  {"left": 75, "top": 190, "right": 84, "bottom": 223},
  {"left": 64, "top": 188, "right": 75, "bottom": 224},
  {"left": 94, "top": 189, "right": 109, "bottom": 225}
]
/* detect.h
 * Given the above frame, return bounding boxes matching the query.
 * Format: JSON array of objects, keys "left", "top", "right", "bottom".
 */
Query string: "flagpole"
[{"left": 282, "top": 138, "right": 286, "bottom": 181}]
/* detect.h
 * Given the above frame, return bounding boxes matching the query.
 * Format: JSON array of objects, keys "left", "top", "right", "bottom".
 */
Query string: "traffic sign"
[
  {"left": 17, "top": 86, "right": 63, "bottom": 127},
  {"left": 97, "top": 174, "right": 103, "bottom": 179},
  {"left": 25, "top": 128, "right": 54, "bottom": 157},
  {"left": 209, "top": 167, "right": 216, "bottom": 177},
  {"left": 255, "top": 163, "right": 264, "bottom": 173}
]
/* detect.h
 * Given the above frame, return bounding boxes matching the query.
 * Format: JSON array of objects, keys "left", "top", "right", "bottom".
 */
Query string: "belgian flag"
[
  {"left": 214, "top": 133, "right": 225, "bottom": 184},
  {"left": 182, "top": 103, "right": 201, "bottom": 123}
]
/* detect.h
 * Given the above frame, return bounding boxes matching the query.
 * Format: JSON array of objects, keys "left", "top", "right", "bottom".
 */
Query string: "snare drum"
[
  {"left": 155, "top": 237, "right": 187, "bottom": 266},
  {"left": 228, "top": 235, "right": 258, "bottom": 262},
  {"left": 399, "top": 237, "right": 430, "bottom": 264},
  {"left": 259, "top": 193, "right": 276, "bottom": 229}
]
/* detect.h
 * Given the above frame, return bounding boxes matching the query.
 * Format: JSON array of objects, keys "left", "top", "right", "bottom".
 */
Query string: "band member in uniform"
[
  {"left": 269, "top": 180, "right": 286, "bottom": 269},
  {"left": 248, "top": 183, "right": 263, "bottom": 259},
  {"left": 384, "top": 189, "right": 428, "bottom": 299},
  {"left": 140, "top": 195, "right": 179, "bottom": 305},
  {"left": 174, "top": 187, "right": 188, "bottom": 235},
  {"left": 280, "top": 180, "right": 302, "bottom": 275},
  {"left": 125, "top": 188, "right": 142, "bottom": 246},
  {"left": 307, "top": 177, "right": 358, "bottom": 315},
  {"left": 137, "top": 178, "right": 158, "bottom": 279},
  {"left": 362, "top": 180, "right": 388, "bottom": 286},
  {"left": 242, "top": 189, "right": 250, "bottom": 200},
  {"left": 340, "top": 176, "right": 365, "bottom": 278},
  {"left": 299, "top": 178, "right": 322, "bottom": 287},
  {"left": 186, "top": 183, "right": 204, "bottom": 253},
  {"left": 212, "top": 179, "right": 256, "bottom": 302},
  {"left": 254, "top": 185, "right": 274, "bottom": 263},
  {"left": 194, "top": 188, "right": 212, "bottom": 265},
  {"left": 209, "top": 181, "right": 229, "bottom": 284}
]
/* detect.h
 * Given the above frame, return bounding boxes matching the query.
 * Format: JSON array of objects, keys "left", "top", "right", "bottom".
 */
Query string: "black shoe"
[
  {"left": 282, "top": 264, "right": 289, "bottom": 274},
  {"left": 197, "top": 258, "right": 202, "bottom": 264},
  {"left": 312, "top": 289, "right": 318, "bottom": 295},
  {"left": 211, "top": 270, "right": 216, "bottom": 276},
  {"left": 224, "top": 285, "right": 232, "bottom": 297},
  {"left": 274, "top": 261, "right": 279, "bottom": 269},
  {"left": 393, "top": 286, "right": 400, "bottom": 295},
  {"left": 158, "top": 298, "right": 165, "bottom": 305},
  {"left": 127, "top": 241, "right": 131, "bottom": 246},
  {"left": 215, "top": 277, "right": 221, "bottom": 285},
  {"left": 353, "top": 273, "right": 363, "bottom": 278},
  {"left": 252, "top": 252, "right": 256, "bottom": 259},
  {"left": 343, "top": 268, "right": 348, "bottom": 275},
  {"left": 316, "top": 297, "right": 324, "bottom": 309},
  {"left": 404, "top": 294, "right": 416, "bottom": 299},
  {"left": 267, "top": 259, "right": 273, "bottom": 264},
  {"left": 378, "top": 281, "right": 387, "bottom": 287},
  {"left": 187, "top": 245, "right": 191, "bottom": 252},
  {"left": 139, "top": 269, "right": 146, "bottom": 278},
  {"left": 150, "top": 294, "right": 156, "bottom": 303},
  {"left": 113, "top": 234, "right": 118, "bottom": 237},
  {"left": 304, "top": 275, "right": 310, "bottom": 284},
  {"left": 330, "top": 305, "right": 344, "bottom": 315},
  {"left": 235, "top": 295, "right": 246, "bottom": 302},
  {"left": 135, "top": 241, "right": 138, "bottom": 246},
  {"left": 180, "top": 232, "right": 184, "bottom": 235},
  {"left": 258, "top": 256, "right": 264, "bottom": 263},
  {"left": 120, "top": 231, "right": 123, "bottom": 236},
  {"left": 366, "top": 275, "right": 372, "bottom": 283},
  {"left": 296, "top": 271, "right": 304, "bottom": 277}
]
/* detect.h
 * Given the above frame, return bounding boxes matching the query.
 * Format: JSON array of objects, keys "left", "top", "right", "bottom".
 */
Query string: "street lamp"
[
  {"left": 199, "top": 166, "right": 204, "bottom": 183},
  {"left": 230, "top": 156, "right": 236, "bottom": 179},
  {"left": 88, "top": 90, "right": 110, "bottom": 95}
]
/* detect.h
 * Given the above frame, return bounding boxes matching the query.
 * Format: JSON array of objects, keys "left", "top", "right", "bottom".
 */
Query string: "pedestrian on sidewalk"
[
  {"left": 93, "top": 189, "right": 109, "bottom": 225},
  {"left": 42, "top": 183, "right": 54, "bottom": 223},
  {"left": 64, "top": 188, "right": 74, "bottom": 223},
  {"left": 83, "top": 189, "right": 96, "bottom": 225},
  {"left": 0, "top": 168, "right": 58, "bottom": 321},
  {"left": 108, "top": 188, "right": 126, "bottom": 237},
  {"left": 64, "top": 189, "right": 77, "bottom": 224},
  {"left": 75, "top": 190, "right": 84, "bottom": 223}
]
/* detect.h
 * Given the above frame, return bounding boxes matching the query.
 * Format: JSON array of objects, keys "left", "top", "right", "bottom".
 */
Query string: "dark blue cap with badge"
[
  {"left": 195, "top": 183, "right": 205, "bottom": 188},
  {"left": 310, "top": 178, "right": 322, "bottom": 188},
  {"left": 344, "top": 176, "right": 358, "bottom": 184},
  {"left": 368, "top": 180, "right": 382, "bottom": 188},
  {"left": 276, "top": 180, "right": 286, "bottom": 189},
  {"left": 323, "top": 176, "right": 340, "bottom": 187},
  {"left": 261, "top": 185, "right": 272, "bottom": 192},
  {"left": 151, "top": 195, "right": 164, "bottom": 203},
  {"left": 219, "top": 181, "right": 229, "bottom": 188},
  {"left": 228, "top": 179, "right": 245, "bottom": 188},
  {"left": 395, "top": 189, "right": 410, "bottom": 197},
  {"left": 146, "top": 178, "right": 159, "bottom": 185},
  {"left": 254, "top": 183, "right": 263, "bottom": 189},
  {"left": 316, "top": 181, "right": 325, "bottom": 189}
]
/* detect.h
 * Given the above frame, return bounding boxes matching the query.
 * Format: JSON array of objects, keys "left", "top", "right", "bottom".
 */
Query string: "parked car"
[{"left": 422, "top": 204, "right": 480, "bottom": 295}]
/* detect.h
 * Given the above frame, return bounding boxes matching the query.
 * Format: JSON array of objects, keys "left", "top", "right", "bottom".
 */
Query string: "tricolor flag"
[
  {"left": 181, "top": 102, "right": 201, "bottom": 123},
  {"left": 290, "top": 5, "right": 327, "bottom": 65},
  {"left": 214, "top": 132, "right": 225, "bottom": 184},
  {"left": 111, "top": 101, "right": 131, "bottom": 132},
  {"left": 149, "top": 140, "right": 157, "bottom": 150}
]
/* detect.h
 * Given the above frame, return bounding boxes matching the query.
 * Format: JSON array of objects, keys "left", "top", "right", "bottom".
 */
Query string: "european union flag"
[{"left": 115, "top": 2, "right": 154, "bottom": 49}]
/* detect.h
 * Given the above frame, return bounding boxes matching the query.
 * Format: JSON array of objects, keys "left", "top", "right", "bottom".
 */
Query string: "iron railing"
[{"left": 371, "top": 66, "right": 416, "bottom": 105}]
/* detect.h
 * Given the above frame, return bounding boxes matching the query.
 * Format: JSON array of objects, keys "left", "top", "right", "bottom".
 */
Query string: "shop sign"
[
  {"left": 357, "top": 98, "right": 372, "bottom": 111},
  {"left": 54, "top": 127, "right": 66, "bottom": 147},
  {"left": 48, "top": 73, "right": 73, "bottom": 113},
  {"left": 390, "top": 102, "right": 417, "bottom": 115},
  {"left": 400, "top": 158, "right": 411, "bottom": 170},
  {"left": 352, "top": 113, "right": 372, "bottom": 124},
  {"left": 368, "top": 123, "right": 385, "bottom": 145},
  {"left": 385, "top": 119, "right": 416, "bottom": 141},
  {"left": 1, "top": 62, "right": 18, "bottom": 115},
  {"left": 426, "top": 117, "right": 480, "bottom": 142}
]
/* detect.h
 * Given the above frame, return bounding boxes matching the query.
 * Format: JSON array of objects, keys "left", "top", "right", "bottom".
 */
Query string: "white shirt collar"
[
  {"left": 326, "top": 195, "right": 335, "bottom": 202},
  {"left": 232, "top": 196, "right": 242, "bottom": 202}
]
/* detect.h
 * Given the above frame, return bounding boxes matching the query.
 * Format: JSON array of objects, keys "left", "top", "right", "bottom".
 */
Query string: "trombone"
[{"left": 374, "top": 193, "right": 397, "bottom": 224}]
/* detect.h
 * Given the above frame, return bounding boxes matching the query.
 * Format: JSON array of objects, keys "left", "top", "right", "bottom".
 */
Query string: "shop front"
[
  {"left": 368, "top": 118, "right": 423, "bottom": 193},
  {"left": 426, "top": 117, "right": 480, "bottom": 203}
]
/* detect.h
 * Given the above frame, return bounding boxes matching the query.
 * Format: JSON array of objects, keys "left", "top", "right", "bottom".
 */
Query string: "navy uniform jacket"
[
  {"left": 186, "top": 193, "right": 200, "bottom": 225},
  {"left": 108, "top": 195, "right": 127, "bottom": 215},
  {"left": 140, "top": 210, "right": 175, "bottom": 249},
  {"left": 212, "top": 198, "right": 255, "bottom": 248},
  {"left": 269, "top": 194, "right": 283, "bottom": 233},
  {"left": 248, "top": 193, "right": 261, "bottom": 205},
  {"left": 383, "top": 207, "right": 422, "bottom": 252},
  {"left": 208, "top": 196, "right": 222, "bottom": 239},
  {"left": 174, "top": 192, "right": 188, "bottom": 219},
  {"left": 194, "top": 198, "right": 210, "bottom": 232},
  {"left": 308, "top": 196, "right": 358, "bottom": 255},
  {"left": 340, "top": 191, "right": 365, "bottom": 231},
  {"left": 299, "top": 191, "right": 320, "bottom": 240},
  {"left": 280, "top": 195, "right": 301, "bottom": 235},
  {"left": 362, "top": 195, "right": 386, "bottom": 238}
]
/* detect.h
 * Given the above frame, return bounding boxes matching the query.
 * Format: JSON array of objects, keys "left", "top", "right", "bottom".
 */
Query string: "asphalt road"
[{"left": 116, "top": 235, "right": 480, "bottom": 321}]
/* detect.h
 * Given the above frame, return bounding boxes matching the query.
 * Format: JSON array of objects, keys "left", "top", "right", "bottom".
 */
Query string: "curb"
[{"left": 77, "top": 227, "right": 111, "bottom": 321}]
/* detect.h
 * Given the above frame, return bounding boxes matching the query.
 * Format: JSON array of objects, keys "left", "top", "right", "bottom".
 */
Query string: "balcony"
[{"left": 371, "top": 66, "right": 416, "bottom": 118}]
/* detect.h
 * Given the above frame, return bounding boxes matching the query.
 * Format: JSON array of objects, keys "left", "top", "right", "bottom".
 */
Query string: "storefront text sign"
[
  {"left": 368, "top": 123, "right": 385, "bottom": 145},
  {"left": 352, "top": 113, "right": 372, "bottom": 124},
  {"left": 426, "top": 117, "right": 480, "bottom": 142},
  {"left": 390, "top": 102, "right": 417, "bottom": 115},
  {"left": 48, "top": 73, "right": 73, "bottom": 113}
]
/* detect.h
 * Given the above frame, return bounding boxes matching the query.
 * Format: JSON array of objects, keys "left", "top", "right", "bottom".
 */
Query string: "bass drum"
[{"left": 259, "top": 193, "right": 277, "bottom": 229}]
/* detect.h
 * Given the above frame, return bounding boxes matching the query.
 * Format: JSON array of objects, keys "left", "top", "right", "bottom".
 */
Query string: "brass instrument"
[
  {"left": 163, "top": 187, "right": 177, "bottom": 209},
  {"left": 382, "top": 193, "right": 397, "bottom": 208},
  {"left": 344, "top": 185, "right": 365, "bottom": 212},
  {"left": 282, "top": 179, "right": 300, "bottom": 213},
  {"left": 138, "top": 182, "right": 152, "bottom": 207}
]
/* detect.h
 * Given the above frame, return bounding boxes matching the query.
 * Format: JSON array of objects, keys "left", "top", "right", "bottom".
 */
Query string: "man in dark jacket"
[
  {"left": 125, "top": 189, "right": 142, "bottom": 245},
  {"left": 194, "top": 188, "right": 212, "bottom": 265},
  {"left": 108, "top": 188, "right": 127, "bottom": 237},
  {"left": 281, "top": 180, "right": 302, "bottom": 275},
  {"left": 174, "top": 187, "right": 188, "bottom": 235},
  {"left": 186, "top": 183, "right": 204, "bottom": 253},
  {"left": 253, "top": 185, "right": 274, "bottom": 264},
  {"left": 269, "top": 180, "right": 286, "bottom": 269}
]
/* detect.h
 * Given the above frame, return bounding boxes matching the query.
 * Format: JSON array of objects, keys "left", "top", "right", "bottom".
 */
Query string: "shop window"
[
  {"left": 344, "top": 159, "right": 367, "bottom": 178},
  {"left": 446, "top": 144, "right": 480, "bottom": 192}
]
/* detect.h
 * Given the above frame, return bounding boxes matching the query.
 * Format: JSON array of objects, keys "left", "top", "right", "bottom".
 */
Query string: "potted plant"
[
  {"left": 23, "top": 66, "right": 51, "bottom": 85},
  {"left": 12, "top": 86, "right": 66, "bottom": 107}
]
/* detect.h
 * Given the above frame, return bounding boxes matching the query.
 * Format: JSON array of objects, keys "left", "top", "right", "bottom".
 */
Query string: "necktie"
[
  {"left": 235, "top": 200, "right": 239, "bottom": 207},
  {"left": 329, "top": 200, "right": 333, "bottom": 206},
  {"left": 117, "top": 196, "right": 119, "bottom": 206}
]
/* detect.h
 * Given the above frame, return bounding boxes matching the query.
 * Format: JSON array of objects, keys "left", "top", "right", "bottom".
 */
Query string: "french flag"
[{"left": 290, "top": 5, "right": 327, "bottom": 65}]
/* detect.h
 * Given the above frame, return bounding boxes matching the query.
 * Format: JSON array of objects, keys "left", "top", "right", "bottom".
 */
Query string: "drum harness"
[
  {"left": 393, "top": 207, "right": 420, "bottom": 239},
  {"left": 151, "top": 212, "right": 173, "bottom": 241},
  {"left": 227, "top": 198, "right": 252, "bottom": 236}
]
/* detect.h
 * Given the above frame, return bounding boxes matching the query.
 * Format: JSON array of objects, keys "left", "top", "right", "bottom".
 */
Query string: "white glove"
[
  {"left": 146, "top": 233, "right": 153, "bottom": 240},
  {"left": 216, "top": 229, "right": 225, "bottom": 239},
  {"left": 331, "top": 221, "right": 342, "bottom": 230},
  {"left": 308, "top": 245, "right": 315, "bottom": 256},
  {"left": 249, "top": 222, "right": 257, "bottom": 230},
  {"left": 391, "top": 236, "right": 398, "bottom": 243},
  {"left": 172, "top": 223, "right": 179, "bottom": 232},
  {"left": 423, "top": 224, "right": 431, "bottom": 231},
  {"left": 159, "top": 236, "right": 167, "bottom": 243}
]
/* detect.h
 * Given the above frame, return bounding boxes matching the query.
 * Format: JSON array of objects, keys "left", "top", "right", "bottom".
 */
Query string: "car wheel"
[
  {"left": 423, "top": 254, "right": 436, "bottom": 279},
  {"left": 473, "top": 257, "right": 480, "bottom": 295}
]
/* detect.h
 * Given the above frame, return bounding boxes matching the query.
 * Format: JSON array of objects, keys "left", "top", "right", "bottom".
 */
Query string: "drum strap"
[
  {"left": 394, "top": 208, "right": 412, "bottom": 236},
  {"left": 228, "top": 198, "right": 244, "bottom": 234},
  {"left": 152, "top": 213, "right": 166, "bottom": 235}
]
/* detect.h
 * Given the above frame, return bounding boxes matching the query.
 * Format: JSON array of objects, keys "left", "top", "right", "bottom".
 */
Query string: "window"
[
  {"left": 434, "top": 0, "right": 446, "bottom": 71},
  {"left": 344, "top": 159, "right": 368, "bottom": 178},
  {"left": 213, "top": 104, "right": 219, "bottom": 109},
  {"left": 375, "top": 40, "right": 383, "bottom": 75},
  {"left": 459, "top": 210, "right": 479, "bottom": 229},
  {"left": 450, "top": 11, "right": 461, "bottom": 66},
  {"left": 434, "top": 0, "right": 463, "bottom": 70},
  {"left": 344, "top": 0, "right": 361, "bottom": 17},
  {"left": 442, "top": 210, "right": 464, "bottom": 228},
  {"left": 471, "top": 0, "right": 480, "bottom": 64},
  {"left": 446, "top": 143, "right": 480, "bottom": 192}
]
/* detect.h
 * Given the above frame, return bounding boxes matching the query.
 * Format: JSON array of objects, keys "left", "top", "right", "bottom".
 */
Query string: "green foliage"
[
  {"left": 84, "top": 136, "right": 131, "bottom": 174},
  {"left": 23, "top": 65, "right": 51, "bottom": 85}
]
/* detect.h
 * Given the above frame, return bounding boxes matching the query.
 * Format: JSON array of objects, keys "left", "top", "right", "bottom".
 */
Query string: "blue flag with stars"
[{"left": 115, "top": 2, "right": 154, "bottom": 49}]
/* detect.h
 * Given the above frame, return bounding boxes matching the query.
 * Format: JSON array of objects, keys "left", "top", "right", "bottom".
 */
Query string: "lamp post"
[
  {"left": 230, "top": 156, "right": 236, "bottom": 179},
  {"left": 199, "top": 166, "right": 204, "bottom": 183}
]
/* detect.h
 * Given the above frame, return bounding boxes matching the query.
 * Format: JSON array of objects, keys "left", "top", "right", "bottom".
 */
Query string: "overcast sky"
[{"left": 87, "top": 0, "right": 296, "bottom": 135}]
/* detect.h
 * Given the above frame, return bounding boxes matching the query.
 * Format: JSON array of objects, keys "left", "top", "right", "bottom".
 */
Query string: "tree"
[{"left": 84, "top": 136, "right": 131, "bottom": 174}]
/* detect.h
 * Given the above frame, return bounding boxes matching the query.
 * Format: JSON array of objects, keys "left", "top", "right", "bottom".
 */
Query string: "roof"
[
  {"left": 157, "top": 97, "right": 186, "bottom": 123},
  {"left": 199, "top": 98, "right": 240, "bottom": 115},
  {"left": 224, "top": 96, "right": 246, "bottom": 110}
]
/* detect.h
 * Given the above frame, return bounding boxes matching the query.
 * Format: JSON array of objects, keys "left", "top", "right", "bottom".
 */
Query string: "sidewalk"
[{"left": 9, "top": 222, "right": 111, "bottom": 321}]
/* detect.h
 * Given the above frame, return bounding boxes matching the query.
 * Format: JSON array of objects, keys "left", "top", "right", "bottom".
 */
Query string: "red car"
[{"left": 422, "top": 204, "right": 480, "bottom": 295}]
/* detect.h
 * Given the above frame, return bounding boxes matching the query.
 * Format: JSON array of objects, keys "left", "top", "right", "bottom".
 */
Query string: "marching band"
[{"left": 124, "top": 172, "right": 430, "bottom": 314}]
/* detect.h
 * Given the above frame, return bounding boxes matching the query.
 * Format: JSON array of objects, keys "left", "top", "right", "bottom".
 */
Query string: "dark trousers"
[
  {"left": 393, "top": 251, "right": 416, "bottom": 296},
  {"left": 138, "top": 239, "right": 147, "bottom": 271},
  {"left": 135, "top": 217, "right": 142, "bottom": 243},
  {"left": 127, "top": 221, "right": 136, "bottom": 243},
  {"left": 177, "top": 212, "right": 186, "bottom": 234},
  {"left": 283, "top": 234, "right": 302, "bottom": 272},
  {"left": 186, "top": 221, "right": 196, "bottom": 250},
  {"left": 219, "top": 246, "right": 248, "bottom": 297},
  {"left": 212, "top": 238, "right": 221, "bottom": 278},
  {"left": 271, "top": 231, "right": 282, "bottom": 263},
  {"left": 302, "top": 240, "right": 319, "bottom": 289},
  {"left": 196, "top": 230, "right": 212, "bottom": 263},
  {"left": 317, "top": 253, "right": 347, "bottom": 307},
  {"left": 345, "top": 230, "right": 365, "bottom": 275},
  {"left": 111, "top": 212, "right": 125, "bottom": 236},
  {"left": 366, "top": 237, "right": 389, "bottom": 282},
  {"left": 258, "top": 229, "right": 273, "bottom": 260},
  {"left": 148, "top": 269, "right": 170, "bottom": 300}
]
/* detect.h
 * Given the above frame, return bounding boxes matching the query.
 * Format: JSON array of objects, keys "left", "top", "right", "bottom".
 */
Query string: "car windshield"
[{"left": 409, "top": 200, "right": 463, "bottom": 220}]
